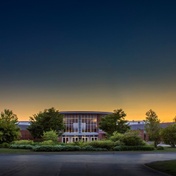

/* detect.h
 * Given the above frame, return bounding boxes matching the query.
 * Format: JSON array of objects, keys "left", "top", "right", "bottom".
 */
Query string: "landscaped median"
[
  {"left": 146, "top": 160, "right": 176, "bottom": 176},
  {"left": 8, "top": 140, "right": 155, "bottom": 152},
  {"left": 1, "top": 140, "right": 176, "bottom": 153},
  {"left": 10, "top": 144, "right": 154, "bottom": 152}
]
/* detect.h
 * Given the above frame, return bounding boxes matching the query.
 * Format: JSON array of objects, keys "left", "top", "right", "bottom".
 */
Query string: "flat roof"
[{"left": 60, "top": 111, "right": 112, "bottom": 115}]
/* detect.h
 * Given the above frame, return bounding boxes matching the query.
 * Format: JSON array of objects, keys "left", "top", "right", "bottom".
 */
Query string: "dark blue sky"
[{"left": 1, "top": 0, "right": 176, "bottom": 120}]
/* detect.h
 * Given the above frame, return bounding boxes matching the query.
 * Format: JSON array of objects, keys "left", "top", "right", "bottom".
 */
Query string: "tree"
[
  {"left": 27, "top": 107, "right": 65, "bottom": 139},
  {"left": 99, "top": 109, "right": 130, "bottom": 136},
  {"left": 0, "top": 109, "right": 20, "bottom": 143},
  {"left": 160, "top": 124, "right": 176, "bottom": 148},
  {"left": 144, "top": 109, "right": 161, "bottom": 148},
  {"left": 173, "top": 116, "right": 176, "bottom": 123}
]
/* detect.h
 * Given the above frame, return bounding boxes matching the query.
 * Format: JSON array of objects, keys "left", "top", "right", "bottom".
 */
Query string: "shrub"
[
  {"left": 85, "top": 140, "right": 115, "bottom": 150},
  {"left": 32, "top": 145, "right": 54, "bottom": 152},
  {"left": 110, "top": 132, "right": 123, "bottom": 142},
  {"left": 40, "top": 140, "right": 55, "bottom": 145},
  {"left": 0, "top": 142, "right": 10, "bottom": 148},
  {"left": 81, "top": 145, "right": 108, "bottom": 151},
  {"left": 32, "top": 145, "right": 108, "bottom": 152},
  {"left": 10, "top": 144, "right": 33, "bottom": 149},
  {"left": 42, "top": 130, "right": 58, "bottom": 142},
  {"left": 113, "top": 146, "right": 121, "bottom": 151},
  {"left": 114, "top": 140, "right": 123, "bottom": 146},
  {"left": 13, "top": 140, "right": 34, "bottom": 145},
  {"left": 120, "top": 131, "right": 146, "bottom": 146},
  {"left": 81, "top": 145, "right": 94, "bottom": 151},
  {"left": 32, "top": 145, "right": 81, "bottom": 152},
  {"left": 70, "top": 141, "right": 85, "bottom": 147},
  {"left": 113, "top": 145, "right": 155, "bottom": 151},
  {"left": 156, "top": 146, "right": 164, "bottom": 150},
  {"left": 61, "top": 145, "right": 81, "bottom": 151}
]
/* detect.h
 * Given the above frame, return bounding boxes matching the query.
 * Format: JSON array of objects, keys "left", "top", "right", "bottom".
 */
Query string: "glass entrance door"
[
  {"left": 71, "top": 137, "right": 79, "bottom": 143},
  {"left": 62, "top": 137, "right": 69, "bottom": 143},
  {"left": 82, "top": 137, "right": 89, "bottom": 142}
]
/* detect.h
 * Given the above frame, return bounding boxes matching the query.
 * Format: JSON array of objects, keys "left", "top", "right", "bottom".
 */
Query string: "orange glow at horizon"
[
  {"left": 1, "top": 99, "right": 175, "bottom": 122},
  {"left": 1, "top": 84, "right": 176, "bottom": 122}
]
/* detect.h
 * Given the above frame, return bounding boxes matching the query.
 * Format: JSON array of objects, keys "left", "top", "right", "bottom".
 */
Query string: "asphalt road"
[{"left": 0, "top": 152, "right": 176, "bottom": 176}]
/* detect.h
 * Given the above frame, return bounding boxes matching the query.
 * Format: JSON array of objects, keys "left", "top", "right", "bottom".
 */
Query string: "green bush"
[
  {"left": 10, "top": 144, "right": 33, "bottom": 149},
  {"left": 110, "top": 132, "right": 123, "bottom": 142},
  {"left": 120, "top": 131, "right": 146, "bottom": 146},
  {"left": 32, "top": 145, "right": 54, "bottom": 152},
  {"left": 114, "top": 140, "right": 122, "bottom": 146},
  {"left": 32, "top": 145, "right": 108, "bottom": 152},
  {"left": 70, "top": 141, "right": 85, "bottom": 147},
  {"left": 32, "top": 145, "right": 81, "bottom": 152},
  {"left": 13, "top": 140, "right": 34, "bottom": 145},
  {"left": 0, "top": 142, "right": 10, "bottom": 148},
  {"left": 84, "top": 140, "right": 115, "bottom": 150},
  {"left": 42, "top": 130, "right": 58, "bottom": 142},
  {"left": 40, "top": 140, "right": 55, "bottom": 145},
  {"left": 113, "top": 145, "right": 155, "bottom": 151},
  {"left": 156, "top": 146, "right": 164, "bottom": 150},
  {"left": 81, "top": 145, "right": 108, "bottom": 151},
  {"left": 61, "top": 145, "right": 81, "bottom": 151},
  {"left": 81, "top": 145, "right": 94, "bottom": 151},
  {"left": 113, "top": 146, "right": 121, "bottom": 151}
]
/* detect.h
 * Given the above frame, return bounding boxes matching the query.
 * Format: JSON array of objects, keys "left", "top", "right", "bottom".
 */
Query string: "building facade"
[
  {"left": 17, "top": 111, "right": 111, "bottom": 142},
  {"left": 60, "top": 111, "right": 111, "bottom": 143}
]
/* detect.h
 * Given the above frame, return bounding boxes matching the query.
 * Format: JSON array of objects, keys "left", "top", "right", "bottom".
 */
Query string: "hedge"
[
  {"left": 32, "top": 145, "right": 108, "bottom": 152},
  {"left": 84, "top": 140, "right": 116, "bottom": 150},
  {"left": 9, "top": 144, "right": 155, "bottom": 151},
  {"left": 33, "top": 145, "right": 81, "bottom": 152},
  {"left": 156, "top": 146, "right": 164, "bottom": 150},
  {"left": 13, "top": 140, "right": 34, "bottom": 145},
  {"left": 40, "top": 140, "right": 55, "bottom": 145},
  {"left": 0, "top": 142, "right": 10, "bottom": 148},
  {"left": 10, "top": 144, "right": 34, "bottom": 149},
  {"left": 81, "top": 145, "right": 108, "bottom": 151}
]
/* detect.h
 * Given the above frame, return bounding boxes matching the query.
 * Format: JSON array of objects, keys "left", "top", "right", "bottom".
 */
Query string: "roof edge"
[{"left": 60, "top": 111, "right": 112, "bottom": 115}]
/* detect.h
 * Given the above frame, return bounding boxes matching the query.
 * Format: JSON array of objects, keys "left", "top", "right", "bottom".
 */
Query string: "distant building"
[
  {"left": 17, "top": 121, "right": 33, "bottom": 140},
  {"left": 128, "top": 120, "right": 174, "bottom": 141}
]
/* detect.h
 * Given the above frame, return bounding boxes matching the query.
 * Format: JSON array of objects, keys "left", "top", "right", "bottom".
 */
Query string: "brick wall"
[{"left": 20, "top": 130, "right": 33, "bottom": 140}]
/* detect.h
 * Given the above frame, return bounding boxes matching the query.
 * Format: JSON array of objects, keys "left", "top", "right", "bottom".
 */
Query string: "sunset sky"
[{"left": 1, "top": 1, "right": 176, "bottom": 122}]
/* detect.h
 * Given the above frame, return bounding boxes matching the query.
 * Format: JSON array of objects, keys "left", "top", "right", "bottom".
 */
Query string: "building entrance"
[
  {"left": 71, "top": 137, "right": 79, "bottom": 142},
  {"left": 82, "top": 137, "right": 89, "bottom": 142},
  {"left": 62, "top": 136, "right": 98, "bottom": 143},
  {"left": 62, "top": 137, "right": 69, "bottom": 143}
]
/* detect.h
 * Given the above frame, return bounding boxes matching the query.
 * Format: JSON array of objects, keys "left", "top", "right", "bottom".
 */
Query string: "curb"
[{"left": 143, "top": 163, "right": 172, "bottom": 176}]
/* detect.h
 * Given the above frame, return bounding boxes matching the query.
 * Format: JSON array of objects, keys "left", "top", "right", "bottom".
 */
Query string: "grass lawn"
[
  {"left": 146, "top": 160, "right": 176, "bottom": 176},
  {"left": 156, "top": 147, "right": 176, "bottom": 152},
  {"left": 0, "top": 148, "right": 32, "bottom": 154}
]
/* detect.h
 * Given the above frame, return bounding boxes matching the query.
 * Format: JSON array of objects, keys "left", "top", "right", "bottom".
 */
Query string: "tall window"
[
  {"left": 63, "top": 114, "right": 98, "bottom": 133},
  {"left": 64, "top": 115, "right": 78, "bottom": 132},
  {"left": 81, "top": 115, "right": 97, "bottom": 132}
]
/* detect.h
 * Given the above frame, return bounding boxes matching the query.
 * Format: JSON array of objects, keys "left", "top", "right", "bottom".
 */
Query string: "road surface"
[{"left": 0, "top": 152, "right": 175, "bottom": 176}]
